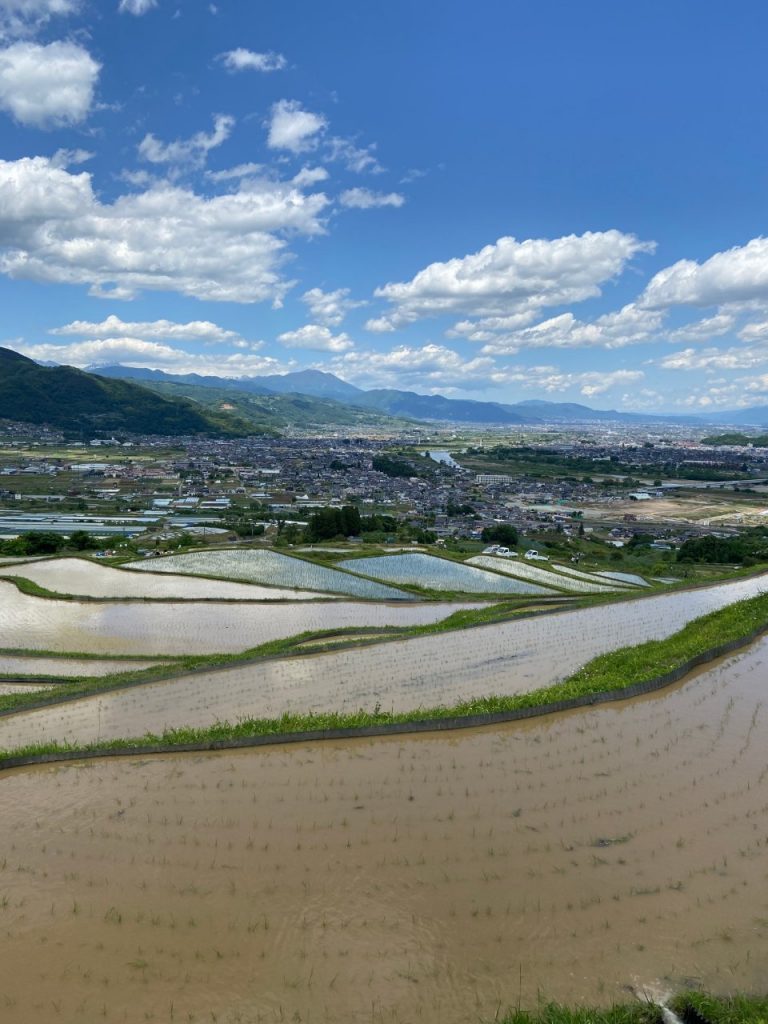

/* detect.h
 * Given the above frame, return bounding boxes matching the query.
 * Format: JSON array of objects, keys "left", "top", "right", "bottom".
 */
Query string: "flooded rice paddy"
[
  {"left": 2, "top": 558, "right": 339, "bottom": 601},
  {"left": 1, "top": 643, "right": 767, "bottom": 1024},
  {"left": 466, "top": 555, "right": 623, "bottom": 593},
  {"left": 1, "top": 574, "right": 767, "bottom": 750},
  {"left": 338, "top": 552, "right": 552, "bottom": 594},
  {"left": 0, "top": 655, "right": 164, "bottom": 678},
  {"left": 127, "top": 550, "right": 409, "bottom": 600},
  {"left": 0, "top": 581, "right": 480, "bottom": 657}
]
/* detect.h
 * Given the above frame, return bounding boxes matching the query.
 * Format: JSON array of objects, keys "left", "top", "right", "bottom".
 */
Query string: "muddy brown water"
[{"left": 0, "top": 644, "right": 766, "bottom": 1024}]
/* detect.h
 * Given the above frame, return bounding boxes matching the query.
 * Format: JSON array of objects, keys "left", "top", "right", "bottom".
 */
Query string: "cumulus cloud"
[
  {"left": 641, "top": 237, "right": 768, "bottom": 310},
  {"left": 118, "top": 0, "right": 156, "bottom": 14},
  {"left": 0, "top": 40, "right": 99, "bottom": 127},
  {"left": 14, "top": 337, "right": 286, "bottom": 375},
  {"left": 267, "top": 99, "right": 326, "bottom": 153},
  {"left": 369, "top": 230, "right": 655, "bottom": 331},
  {"left": 218, "top": 48, "right": 286, "bottom": 72},
  {"left": 301, "top": 286, "right": 364, "bottom": 326},
  {"left": 0, "top": 155, "right": 329, "bottom": 303},
  {"left": 339, "top": 187, "right": 404, "bottom": 209},
  {"left": 0, "top": 0, "right": 77, "bottom": 39},
  {"left": 474, "top": 303, "right": 663, "bottom": 355},
  {"left": 277, "top": 324, "right": 353, "bottom": 352},
  {"left": 51, "top": 314, "right": 243, "bottom": 344},
  {"left": 138, "top": 114, "right": 234, "bottom": 167}
]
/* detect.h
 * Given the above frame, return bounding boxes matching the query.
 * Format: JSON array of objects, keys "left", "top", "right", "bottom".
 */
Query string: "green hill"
[
  {"left": 0, "top": 347, "right": 258, "bottom": 437},
  {"left": 116, "top": 377, "right": 415, "bottom": 431}
]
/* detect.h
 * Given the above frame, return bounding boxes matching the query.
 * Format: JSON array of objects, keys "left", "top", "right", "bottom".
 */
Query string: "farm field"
[
  {"left": 1, "top": 557, "right": 337, "bottom": 601},
  {"left": 1, "top": 641, "right": 767, "bottom": 1023},
  {"left": 1, "top": 573, "right": 766, "bottom": 750},
  {"left": 338, "top": 552, "right": 553, "bottom": 594},
  {"left": 126, "top": 549, "right": 410, "bottom": 600},
  {"left": 0, "top": 581, "right": 480, "bottom": 657}
]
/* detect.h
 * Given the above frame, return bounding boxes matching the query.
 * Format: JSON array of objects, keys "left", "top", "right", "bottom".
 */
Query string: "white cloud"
[
  {"left": 206, "top": 162, "right": 262, "bottom": 182},
  {"left": 138, "top": 114, "right": 234, "bottom": 167},
  {"left": 641, "top": 237, "right": 768, "bottom": 310},
  {"left": 118, "top": 0, "right": 156, "bottom": 14},
  {"left": 658, "top": 345, "right": 768, "bottom": 372},
  {"left": 738, "top": 318, "right": 768, "bottom": 343},
  {"left": 14, "top": 337, "right": 286, "bottom": 375},
  {"left": 326, "top": 136, "right": 383, "bottom": 174},
  {"left": 0, "top": 40, "right": 99, "bottom": 127},
  {"left": 328, "top": 343, "right": 497, "bottom": 391},
  {"left": 301, "top": 286, "right": 364, "bottom": 326},
  {"left": 370, "top": 230, "right": 655, "bottom": 330},
  {"left": 277, "top": 324, "right": 353, "bottom": 352},
  {"left": 339, "top": 187, "right": 404, "bottom": 210},
  {"left": 51, "top": 314, "right": 242, "bottom": 344},
  {"left": 267, "top": 99, "right": 326, "bottom": 154},
  {"left": 291, "top": 166, "right": 328, "bottom": 188},
  {"left": 448, "top": 311, "right": 539, "bottom": 341},
  {"left": 0, "top": 0, "right": 77, "bottom": 39},
  {"left": 665, "top": 312, "right": 736, "bottom": 344},
  {"left": 496, "top": 365, "right": 645, "bottom": 398},
  {"left": 218, "top": 48, "right": 286, "bottom": 72},
  {"left": 50, "top": 147, "right": 93, "bottom": 168},
  {"left": 0, "top": 155, "right": 329, "bottom": 303},
  {"left": 475, "top": 303, "right": 662, "bottom": 355}
]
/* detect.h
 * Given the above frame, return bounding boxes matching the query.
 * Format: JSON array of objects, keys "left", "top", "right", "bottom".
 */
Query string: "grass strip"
[
  {"left": 2, "top": 592, "right": 768, "bottom": 763},
  {"left": 669, "top": 991, "right": 768, "bottom": 1024},
  {"left": 498, "top": 1004, "right": 662, "bottom": 1023}
]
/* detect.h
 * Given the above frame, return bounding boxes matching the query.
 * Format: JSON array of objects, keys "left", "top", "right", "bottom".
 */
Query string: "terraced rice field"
[
  {"left": 0, "top": 580, "right": 480, "bottom": 657},
  {"left": 552, "top": 562, "right": 634, "bottom": 587},
  {"left": 2, "top": 557, "right": 335, "bottom": 600},
  {"left": 0, "top": 655, "right": 164, "bottom": 677},
  {"left": 466, "top": 555, "right": 623, "bottom": 593},
  {"left": 1, "top": 641, "right": 766, "bottom": 1022},
  {"left": 1, "top": 573, "right": 766, "bottom": 750},
  {"left": 338, "top": 552, "right": 551, "bottom": 593},
  {"left": 596, "top": 570, "right": 651, "bottom": 586},
  {"left": 126, "top": 549, "right": 409, "bottom": 599}
]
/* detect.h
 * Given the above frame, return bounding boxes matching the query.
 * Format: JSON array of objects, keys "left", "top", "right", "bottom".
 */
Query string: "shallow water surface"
[
  {"left": 0, "top": 647, "right": 766, "bottom": 1023},
  {"left": 0, "top": 580, "right": 479, "bottom": 656},
  {"left": 1, "top": 573, "right": 765, "bottom": 749}
]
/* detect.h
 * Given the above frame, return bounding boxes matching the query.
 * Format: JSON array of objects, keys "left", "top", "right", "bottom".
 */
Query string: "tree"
[
  {"left": 68, "top": 530, "right": 97, "bottom": 551},
  {"left": 481, "top": 524, "right": 518, "bottom": 546}
]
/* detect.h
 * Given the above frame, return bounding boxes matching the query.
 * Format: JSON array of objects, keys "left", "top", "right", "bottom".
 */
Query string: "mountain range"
[
  {"left": 5, "top": 345, "right": 768, "bottom": 436},
  {"left": 90, "top": 364, "right": 725, "bottom": 426}
]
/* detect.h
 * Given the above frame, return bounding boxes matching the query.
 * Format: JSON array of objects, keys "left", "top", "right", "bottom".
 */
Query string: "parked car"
[{"left": 524, "top": 549, "right": 549, "bottom": 561}]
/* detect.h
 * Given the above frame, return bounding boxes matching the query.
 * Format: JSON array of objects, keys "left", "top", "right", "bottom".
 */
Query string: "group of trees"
[
  {"left": 0, "top": 529, "right": 99, "bottom": 556},
  {"left": 677, "top": 532, "right": 768, "bottom": 565},
  {"left": 480, "top": 523, "right": 519, "bottom": 546}
]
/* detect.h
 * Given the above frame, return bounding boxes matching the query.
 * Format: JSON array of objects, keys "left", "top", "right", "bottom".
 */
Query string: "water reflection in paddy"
[{"left": 0, "top": 573, "right": 765, "bottom": 750}]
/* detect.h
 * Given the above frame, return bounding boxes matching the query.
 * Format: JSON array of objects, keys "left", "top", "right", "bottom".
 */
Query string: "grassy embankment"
[
  {"left": 2, "top": 590, "right": 768, "bottom": 762},
  {"left": 498, "top": 992, "right": 768, "bottom": 1022}
]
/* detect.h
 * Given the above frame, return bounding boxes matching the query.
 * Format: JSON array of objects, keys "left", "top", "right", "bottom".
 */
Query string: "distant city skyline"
[{"left": 1, "top": 0, "right": 768, "bottom": 412}]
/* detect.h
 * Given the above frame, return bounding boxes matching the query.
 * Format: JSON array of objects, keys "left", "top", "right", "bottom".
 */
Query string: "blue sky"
[{"left": 2, "top": 0, "right": 768, "bottom": 411}]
